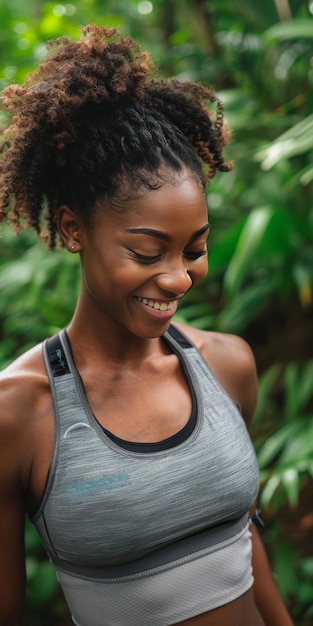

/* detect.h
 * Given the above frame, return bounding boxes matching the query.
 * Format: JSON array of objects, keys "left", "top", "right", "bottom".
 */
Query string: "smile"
[{"left": 136, "top": 297, "right": 175, "bottom": 311}]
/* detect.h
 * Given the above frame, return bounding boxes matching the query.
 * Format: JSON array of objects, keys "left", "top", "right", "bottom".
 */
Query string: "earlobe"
[{"left": 56, "top": 205, "right": 83, "bottom": 253}]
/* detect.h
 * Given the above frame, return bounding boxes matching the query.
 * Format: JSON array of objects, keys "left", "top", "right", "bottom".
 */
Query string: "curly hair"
[{"left": 0, "top": 24, "right": 232, "bottom": 249}]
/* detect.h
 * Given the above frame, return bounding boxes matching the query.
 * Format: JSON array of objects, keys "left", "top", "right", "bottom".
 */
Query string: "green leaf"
[
  {"left": 300, "top": 164, "right": 313, "bottom": 185},
  {"left": 298, "top": 362, "right": 313, "bottom": 410},
  {"left": 280, "top": 468, "right": 299, "bottom": 507},
  {"left": 279, "top": 419, "right": 313, "bottom": 463},
  {"left": 208, "top": 218, "right": 246, "bottom": 274},
  {"left": 257, "top": 422, "right": 299, "bottom": 469},
  {"left": 284, "top": 361, "right": 313, "bottom": 420},
  {"left": 26, "top": 560, "right": 58, "bottom": 604},
  {"left": 260, "top": 474, "right": 281, "bottom": 507},
  {"left": 284, "top": 363, "right": 301, "bottom": 420},
  {"left": 223, "top": 206, "right": 273, "bottom": 299},
  {"left": 217, "top": 279, "right": 277, "bottom": 333},
  {"left": 265, "top": 19, "right": 313, "bottom": 41},
  {"left": 253, "top": 365, "right": 282, "bottom": 426},
  {"left": 300, "top": 557, "right": 313, "bottom": 578},
  {"left": 272, "top": 538, "right": 296, "bottom": 598},
  {"left": 255, "top": 115, "right": 313, "bottom": 169}
]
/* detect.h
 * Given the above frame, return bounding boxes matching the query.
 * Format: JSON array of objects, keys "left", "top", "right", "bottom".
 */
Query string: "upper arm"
[
  {"left": 0, "top": 483, "right": 26, "bottom": 626},
  {"left": 251, "top": 524, "right": 295, "bottom": 625},
  {"left": 0, "top": 379, "right": 27, "bottom": 625}
]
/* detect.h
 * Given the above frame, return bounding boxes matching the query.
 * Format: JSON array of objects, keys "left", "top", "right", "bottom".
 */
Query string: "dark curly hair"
[{"left": 0, "top": 24, "right": 232, "bottom": 249}]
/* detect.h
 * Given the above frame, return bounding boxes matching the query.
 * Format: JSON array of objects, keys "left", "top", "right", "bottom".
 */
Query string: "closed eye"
[
  {"left": 130, "top": 249, "right": 207, "bottom": 264},
  {"left": 131, "top": 251, "right": 162, "bottom": 264},
  {"left": 184, "top": 250, "right": 207, "bottom": 260}
]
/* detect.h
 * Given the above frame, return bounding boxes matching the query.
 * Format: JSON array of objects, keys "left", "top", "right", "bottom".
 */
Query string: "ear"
[{"left": 56, "top": 205, "right": 84, "bottom": 253}]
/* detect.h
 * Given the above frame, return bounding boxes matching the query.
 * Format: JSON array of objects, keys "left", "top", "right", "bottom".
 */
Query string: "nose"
[{"left": 155, "top": 263, "right": 193, "bottom": 298}]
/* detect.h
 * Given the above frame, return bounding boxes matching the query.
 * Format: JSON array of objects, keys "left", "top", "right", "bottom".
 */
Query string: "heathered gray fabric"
[
  {"left": 31, "top": 325, "right": 260, "bottom": 624},
  {"left": 56, "top": 523, "right": 254, "bottom": 626}
]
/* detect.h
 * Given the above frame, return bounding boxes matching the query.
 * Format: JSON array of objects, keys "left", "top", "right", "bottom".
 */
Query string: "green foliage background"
[{"left": 0, "top": 1, "right": 313, "bottom": 624}]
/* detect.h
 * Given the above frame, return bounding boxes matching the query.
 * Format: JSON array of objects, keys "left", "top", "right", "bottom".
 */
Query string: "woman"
[{"left": 0, "top": 25, "right": 294, "bottom": 626}]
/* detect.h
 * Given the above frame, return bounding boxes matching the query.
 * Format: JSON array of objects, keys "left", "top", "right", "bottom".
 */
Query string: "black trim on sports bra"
[
  {"left": 96, "top": 325, "right": 198, "bottom": 452},
  {"left": 100, "top": 401, "right": 197, "bottom": 452}
]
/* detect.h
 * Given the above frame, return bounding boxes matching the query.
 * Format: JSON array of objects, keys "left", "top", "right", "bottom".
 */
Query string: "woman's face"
[{"left": 77, "top": 173, "right": 209, "bottom": 339}]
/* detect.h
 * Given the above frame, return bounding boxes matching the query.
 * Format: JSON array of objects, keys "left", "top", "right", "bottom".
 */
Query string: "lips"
[{"left": 136, "top": 296, "right": 176, "bottom": 311}]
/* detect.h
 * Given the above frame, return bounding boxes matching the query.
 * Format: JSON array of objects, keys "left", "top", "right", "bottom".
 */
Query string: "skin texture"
[{"left": 0, "top": 173, "right": 294, "bottom": 626}]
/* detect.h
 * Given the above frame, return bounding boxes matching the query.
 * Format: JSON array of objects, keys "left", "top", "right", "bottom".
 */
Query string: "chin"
[{"left": 134, "top": 321, "right": 172, "bottom": 340}]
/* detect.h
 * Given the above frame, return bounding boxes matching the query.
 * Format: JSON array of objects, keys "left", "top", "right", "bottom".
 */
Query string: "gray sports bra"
[{"left": 31, "top": 325, "right": 260, "bottom": 625}]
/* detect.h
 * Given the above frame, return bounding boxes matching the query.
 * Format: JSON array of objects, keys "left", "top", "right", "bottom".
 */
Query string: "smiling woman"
[
  {"left": 58, "top": 177, "right": 210, "bottom": 340},
  {"left": 0, "top": 24, "right": 294, "bottom": 626}
]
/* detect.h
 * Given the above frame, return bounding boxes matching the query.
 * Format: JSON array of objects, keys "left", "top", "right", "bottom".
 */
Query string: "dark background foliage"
[{"left": 0, "top": 1, "right": 313, "bottom": 623}]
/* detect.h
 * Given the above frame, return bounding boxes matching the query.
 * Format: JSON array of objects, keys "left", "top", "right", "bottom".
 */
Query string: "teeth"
[{"left": 137, "top": 297, "right": 173, "bottom": 311}]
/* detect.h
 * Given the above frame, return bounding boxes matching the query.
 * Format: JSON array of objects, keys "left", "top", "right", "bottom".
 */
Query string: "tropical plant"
[{"left": 1, "top": 1, "right": 312, "bottom": 623}]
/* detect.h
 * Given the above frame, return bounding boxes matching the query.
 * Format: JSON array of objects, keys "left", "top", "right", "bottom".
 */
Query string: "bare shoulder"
[
  {"left": 0, "top": 343, "right": 48, "bottom": 416},
  {"left": 174, "top": 322, "right": 258, "bottom": 426},
  {"left": 0, "top": 343, "right": 49, "bottom": 486},
  {"left": 174, "top": 321, "right": 256, "bottom": 371}
]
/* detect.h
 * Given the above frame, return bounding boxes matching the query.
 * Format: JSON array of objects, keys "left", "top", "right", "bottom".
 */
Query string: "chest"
[
  {"left": 82, "top": 361, "right": 192, "bottom": 442},
  {"left": 32, "top": 354, "right": 260, "bottom": 567}
]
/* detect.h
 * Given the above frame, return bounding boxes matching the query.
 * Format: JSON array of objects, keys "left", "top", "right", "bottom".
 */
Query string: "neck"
[{"left": 66, "top": 295, "right": 165, "bottom": 369}]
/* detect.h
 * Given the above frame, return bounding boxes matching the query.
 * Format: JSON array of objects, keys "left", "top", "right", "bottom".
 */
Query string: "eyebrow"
[{"left": 125, "top": 223, "right": 210, "bottom": 243}]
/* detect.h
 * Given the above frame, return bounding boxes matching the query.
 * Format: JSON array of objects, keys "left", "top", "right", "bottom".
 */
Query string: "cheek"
[{"left": 192, "top": 256, "right": 208, "bottom": 286}]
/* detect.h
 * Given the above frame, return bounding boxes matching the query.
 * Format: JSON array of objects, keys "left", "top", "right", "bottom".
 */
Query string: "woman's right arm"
[{"left": 0, "top": 378, "right": 27, "bottom": 626}]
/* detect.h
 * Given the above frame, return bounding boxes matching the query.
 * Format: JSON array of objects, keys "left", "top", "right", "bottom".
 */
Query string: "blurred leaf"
[
  {"left": 223, "top": 206, "right": 273, "bottom": 299},
  {"left": 208, "top": 218, "right": 246, "bottom": 273},
  {"left": 280, "top": 468, "right": 299, "bottom": 507},
  {"left": 272, "top": 538, "right": 296, "bottom": 598},
  {"left": 292, "top": 263, "right": 313, "bottom": 307},
  {"left": 257, "top": 422, "right": 299, "bottom": 469},
  {"left": 279, "top": 420, "right": 313, "bottom": 463},
  {"left": 265, "top": 19, "right": 313, "bottom": 41},
  {"left": 260, "top": 474, "right": 281, "bottom": 507},
  {"left": 285, "top": 361, "right": 313, "bottom": 419},
  {"left": 217, "top": 279, "right": 277, "bottom": 333},
  {"left": 26, "top": 559, "right": 58, "bottom": 604},
  {"left": 253, "top": 364, "right": 281, "bottom": 425},
  {"left": 300, "top": 164, "right": 313, "bottom": 185},
  {"left": 255, "top": 115, "right": 313, "bottom": 170},
  {"left": 300, "top": 557, "right": 313, "bottom": 577}
]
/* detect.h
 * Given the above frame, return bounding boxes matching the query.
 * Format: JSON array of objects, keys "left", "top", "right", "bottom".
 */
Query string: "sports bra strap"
[
  {"left": 166, "top": 324, "right": 194, "bottom": 349},
  {"left": 45, "top": 324, "right": 193, "bottom": 380},
  {"left": 45, "top": 333, "right": 71, "bottom": 377}
]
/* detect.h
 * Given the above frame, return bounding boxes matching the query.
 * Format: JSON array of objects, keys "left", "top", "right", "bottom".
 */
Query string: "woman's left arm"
[
  {"left": 177, "top": 325, "right": 295, "bottom": 625},
  {"left": 251, "top": 523, "right": 294, "bottom": 626},
  {"left": 231, "top": 339, "right": 295, "bottom": 624},
  {"left": 235, "top": 336, "right": 294, "bottom": 625}
]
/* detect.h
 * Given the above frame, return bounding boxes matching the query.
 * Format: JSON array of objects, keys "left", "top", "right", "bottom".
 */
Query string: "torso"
[
  {"left": 1, "top": 322, "right": 261, "bottom": 625},
  {"left": 175, "top": 589, "right": 264, "bottom": 625}
]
